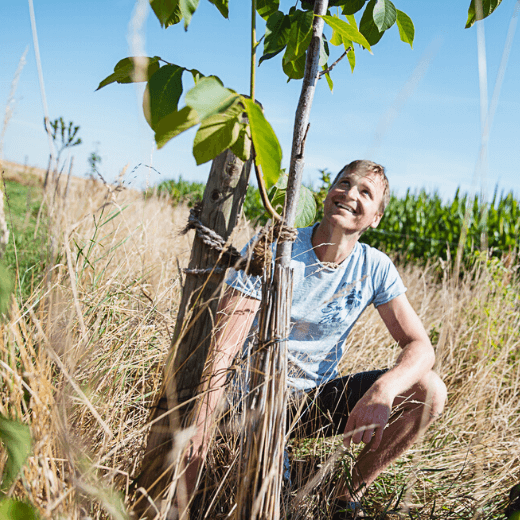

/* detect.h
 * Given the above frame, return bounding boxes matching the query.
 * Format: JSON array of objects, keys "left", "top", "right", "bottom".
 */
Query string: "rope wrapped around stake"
[{"left": 181, "top": 203, "right": 298, "bottom": 277}]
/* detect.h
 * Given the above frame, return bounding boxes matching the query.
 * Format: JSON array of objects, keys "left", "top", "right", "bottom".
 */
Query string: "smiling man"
[{"left": 185, "top": 160, "right": 447, "bottom": 519}]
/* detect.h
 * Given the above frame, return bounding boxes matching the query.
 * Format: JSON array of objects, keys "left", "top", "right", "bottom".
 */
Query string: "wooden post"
[{"left": 133, "top": 149, "right": 251, "bottom": 516}]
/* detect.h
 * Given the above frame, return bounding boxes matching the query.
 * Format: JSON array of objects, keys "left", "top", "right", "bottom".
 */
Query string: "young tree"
[{"left": 98, "top": 0, "right": 503, "bottom": 516}]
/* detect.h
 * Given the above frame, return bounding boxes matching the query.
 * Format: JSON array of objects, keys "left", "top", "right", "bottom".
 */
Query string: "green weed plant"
[{"left": 2, "top": 180, "right": 47, "bottom": 302}]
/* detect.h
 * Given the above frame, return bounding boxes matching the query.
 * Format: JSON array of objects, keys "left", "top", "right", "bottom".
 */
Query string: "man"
[{"left": 185, "top": 160, "right": 447, "bottom": 518}]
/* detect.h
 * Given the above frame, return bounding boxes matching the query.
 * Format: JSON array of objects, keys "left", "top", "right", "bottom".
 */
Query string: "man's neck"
[{"left": 311, "top": 221, "right": 360, "bottom": 264}]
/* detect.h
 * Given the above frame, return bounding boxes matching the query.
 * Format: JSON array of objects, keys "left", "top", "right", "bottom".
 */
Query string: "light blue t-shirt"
[{"left": 226, "top": 225, "right": 407, "bottom": 391}]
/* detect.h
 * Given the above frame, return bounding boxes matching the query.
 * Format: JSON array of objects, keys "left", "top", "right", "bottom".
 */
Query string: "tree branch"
[
  {"left": 276, "top": 0, "right": 329, "bottom": 264},
  {"left": 318, "top": 46, "right": 352, "bottom": 78}
]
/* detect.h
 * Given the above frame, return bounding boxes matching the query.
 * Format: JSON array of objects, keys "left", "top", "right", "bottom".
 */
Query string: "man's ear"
[{"left": 370, "top": 213, "right": 383, "bottom": 229}]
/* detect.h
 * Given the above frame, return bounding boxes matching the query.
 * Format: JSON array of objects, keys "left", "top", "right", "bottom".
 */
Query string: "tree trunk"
[
  {"left": 133, "top": 149, "right": 251, "bottom": 515},
  {"left": 235, "top": 2, "right": 329, "bottom": 518}
]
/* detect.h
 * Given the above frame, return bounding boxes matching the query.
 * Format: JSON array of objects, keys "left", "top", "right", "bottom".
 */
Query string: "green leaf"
[
  {"left": 96, "top": 56, "right": 161, "bottom": 90},
  {"left": 342, "top": 0, "right": 367, "bottom": 15},
  {"left": 329, "top": 26, "right": 344, "bottom": 46},
  {"left": 0, "top": 499, "right": 39, "bottom": 520},
  {"left": 359, "top": 0, "right": 384, "bottom": 46},
  {"left": 319, "top": 37, "right": 329, "bottom": 68},
  {"left": 282, "top": 9, "right": 313, "bottom": 80},
  {"left": 243, "top": 98, "right": 282, "bottom": 189},
  {"left": 295, "top": 185, "right": 317, "bottom": 228},
  {"left": 189, "top": 68, "right": 204, "bottom": 83},
  {"left": 192, "top": 103, "right": 243, "bottom": 165},
  {"left": 207, "top": 0, "right": 229, "bottom": 18},
  {"left": 143, "top": 64, "right": 184, "bottom": 130},
  {"left": 322, "top": 65, "right": 334, "bottom": 91},
  {"left": 270, "top": 185, "right": 317, "bottom": 227},
  {"left": 257, "top": 0, "right": 279, "bottom": 20},
  {"left": 320, "top": 15, "right": 372, "bottom": 53},
  {"left": 230, "top": 125, "right": 252, "bottom": 162},
  {"left": 0, "top": 263, "right": 13, "bottom": 319},
  {"left": 0, "top": 416, "right": 31, "bottom": 491},
  {"left": 185, "top": 77, "right": 239, "bottom": 121},
  {"left": 345, "top": 13, "right": 358, "bottom": 29},
  {"left": 150, "top": 0, "right": 182, "bottom": 27},
  {"left": 373, "top": 0, "right": 396, "bottom": 32},
  {"left": 347, "top": 45, "right": 356, "bottom": 72},
  {"left": 466, "top": 0, "right": 503, "bottom": 28},
  {"left": 260, "top": 11, "right": 291, "bottom": 64},
  {"left": 179, "top": 0, "right": 200, "bottom": 29},
  {"left": 282, "top": 52, "right": 307, "bottom": 80},
  {"left": 396, "top": 9, "right": 414, "bottom": 48},
  {"left": 284, "top": 9, "right": 314, "bottom": 63},
  {"left": 155, "top": 106, "right": 200, "bottom": 149}
]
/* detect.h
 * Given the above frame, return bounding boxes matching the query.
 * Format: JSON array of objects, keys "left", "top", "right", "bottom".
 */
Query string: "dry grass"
[{"left": 0, "top": 167, "right": 519, "bottom": 519}]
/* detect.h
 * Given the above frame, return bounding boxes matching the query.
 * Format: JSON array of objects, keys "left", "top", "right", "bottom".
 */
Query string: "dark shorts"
[{"left": 288, "top": 369, "right": 388, "bottom": 439}]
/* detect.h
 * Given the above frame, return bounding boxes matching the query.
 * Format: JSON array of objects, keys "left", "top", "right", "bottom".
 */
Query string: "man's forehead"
[{"left": 338, "top": 170, "right": 383, "bottom": 189}]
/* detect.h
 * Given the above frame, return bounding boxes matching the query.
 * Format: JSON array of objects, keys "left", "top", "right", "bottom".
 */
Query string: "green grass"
[{"left": 2, "top": 179, "right": 47, "bottom": 302}]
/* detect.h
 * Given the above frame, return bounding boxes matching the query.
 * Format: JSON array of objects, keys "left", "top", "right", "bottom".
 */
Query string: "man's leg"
[
  {"left": 339, "top": 370, "right": 447, "bottom": 502},
  {"left": 288, "top": 370, "right": 446, "bottom": 502}
]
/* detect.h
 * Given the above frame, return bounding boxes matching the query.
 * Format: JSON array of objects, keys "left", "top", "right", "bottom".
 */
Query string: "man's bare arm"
[
  {"left": 184, "top": 287, "right": 260, "bottom": 494},
  {"left": 344, "top": 293, "right": 435, "bottom": 448}
]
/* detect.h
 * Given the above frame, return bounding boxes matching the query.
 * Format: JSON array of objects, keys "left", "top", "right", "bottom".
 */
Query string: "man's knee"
[
  {"left": 396, "top": 371, "right": 446, "bottom": 423},
  {"left": 412, "top": 371, "right": 447, "bottom": 420}
]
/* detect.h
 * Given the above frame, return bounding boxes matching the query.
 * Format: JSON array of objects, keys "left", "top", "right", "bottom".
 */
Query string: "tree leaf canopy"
[
  {"left": 373, "top": 0, "right": 396, "bottom": 32},
  {"left": 143, "top": 64, "right": 184, "bottom": 130},
  {"left": 342, "top": 0, "right": 367, "bottom": 15},
  {"left": 269, "top": 178, "right": 317, "bottom": 227},
  {"left": 185, "top": 77, "right": 239, "bottom": 121},
  {"left": 155, "top": 106, "right": 200, "bottom": 148},
  {"left": 396, "top": 9, "right": 414, "bottom": 48},
  {"left": 180, "top": 0, "right": 200, "bottom": 30},
  {"left": 260, "top": 11, "right": 291, "bottom": 65},
  {"left": 192, "top": 102, "right": 243, "bottom": 165},
  {"left": 150, "top": 0, "right": 182, "bottom": 27},
  {"left": 282, "top": 9, "right": 314, "bottom": 80},
  {"left": 243, "top": 99, "right": 282, "bottom": 189},
  {"left": 359, "top": 0, "right": 384, "bottom": 46},
  {"left": 465, "top": 0, "right": 503, "bottom": 28},
  {"left": 207, "top": 0, "right": 229, "bottom": 18},
  {"left": 96, "top": 56, "right": 161, "bottom": 90},
  {"left": 321, "top": 14, "right": 372, "bottom": 53},
  {"left": 257, "top": 0, "right": 280, "bottom": 20}
]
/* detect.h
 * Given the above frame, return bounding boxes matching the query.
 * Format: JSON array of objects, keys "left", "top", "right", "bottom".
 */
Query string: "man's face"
[{"left": 322, "top": 170, "right": 385, "bottom": 235}]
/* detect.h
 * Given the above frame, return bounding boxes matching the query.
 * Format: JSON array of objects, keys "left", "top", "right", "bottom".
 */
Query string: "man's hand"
[{"left": 343, "top": 388, "right": 393, "bottom": 451}]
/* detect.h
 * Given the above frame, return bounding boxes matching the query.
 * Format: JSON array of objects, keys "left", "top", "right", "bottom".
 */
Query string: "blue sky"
[{"left": 1, "top": 0, "right": 519, "bottom": 200}]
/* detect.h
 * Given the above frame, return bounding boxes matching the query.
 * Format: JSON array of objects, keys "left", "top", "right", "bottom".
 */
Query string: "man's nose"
[{"left": 345, "top": 185, "right": 359, "bottom": 199}]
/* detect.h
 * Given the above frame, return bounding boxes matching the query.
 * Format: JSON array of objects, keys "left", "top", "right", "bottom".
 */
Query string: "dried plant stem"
[{"left": 236, "top": 265, "right": 292, "bottom": 520}]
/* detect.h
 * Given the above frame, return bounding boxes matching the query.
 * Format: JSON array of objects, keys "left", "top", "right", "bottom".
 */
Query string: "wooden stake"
[{"left": 133, "top": 149, "right": 251, "bottom": 517}]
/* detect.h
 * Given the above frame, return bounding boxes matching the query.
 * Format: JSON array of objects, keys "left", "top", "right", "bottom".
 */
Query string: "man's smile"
[{"left": 335, "top": 201, "right": 357, "bottom": 214}]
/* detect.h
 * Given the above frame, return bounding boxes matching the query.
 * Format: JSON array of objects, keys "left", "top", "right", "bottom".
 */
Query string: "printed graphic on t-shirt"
[{"left": 320, "top": 283, "right": 363, "bottom": 324}]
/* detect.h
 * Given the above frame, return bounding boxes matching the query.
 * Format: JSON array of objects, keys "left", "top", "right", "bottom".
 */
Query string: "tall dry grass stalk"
[{"left": 0, "top": 169, "right": 518, "bottom": 519}]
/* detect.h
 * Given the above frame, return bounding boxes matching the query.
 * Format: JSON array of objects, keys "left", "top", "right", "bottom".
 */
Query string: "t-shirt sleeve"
[
  {"left": 226, "top": 267, "right": 263, "bottom": 300},
  {"left": 370, "top": 250, "right": 407, "bottom": 307},
  {"left": 225, "top": 239, "right": 263, "bottom": 300}
]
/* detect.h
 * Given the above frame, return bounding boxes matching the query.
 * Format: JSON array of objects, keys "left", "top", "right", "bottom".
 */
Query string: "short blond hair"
[{"left": 330, "top": 160, "right": 390, "bottom": 213}]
